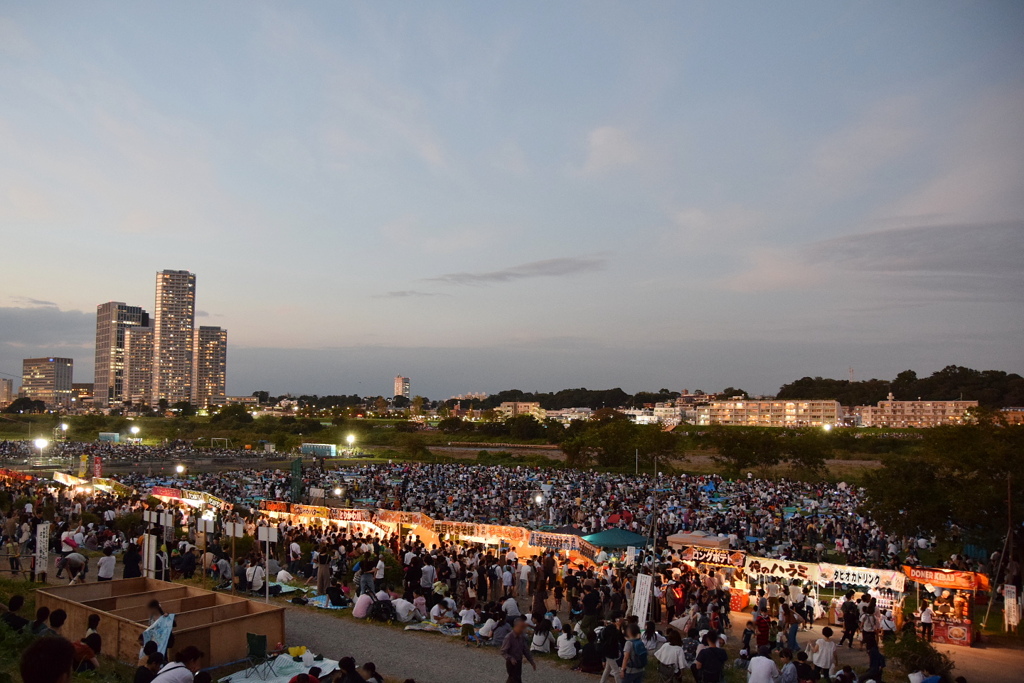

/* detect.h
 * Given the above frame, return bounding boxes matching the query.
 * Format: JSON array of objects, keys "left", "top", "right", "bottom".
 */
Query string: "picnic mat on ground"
[
  {"left": 306, "top": 594, "right": 349, "bottom": 610},
  {"left": 403, "top": 621, "right": 463, "bottom": 637},
  {"left": 219, "top": 654, "right": 338, "bottom": 683}
]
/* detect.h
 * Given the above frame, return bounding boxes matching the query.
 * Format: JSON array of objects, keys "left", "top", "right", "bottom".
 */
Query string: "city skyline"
[{"left": 1, "top": 3, "right": 1022, "bottom": 398}]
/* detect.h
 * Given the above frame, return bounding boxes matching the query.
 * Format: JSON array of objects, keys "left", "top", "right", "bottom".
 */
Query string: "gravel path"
[{"left": 284, "top": 606, "right": 593, "bottom": 683}]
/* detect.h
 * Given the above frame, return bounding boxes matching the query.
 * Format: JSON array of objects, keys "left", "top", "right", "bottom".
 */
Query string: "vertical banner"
[
  {"left": 78, "top": 454, "right": 88, "bottom": 478},
  {"left": 143, "top": 533, "right": 158, "bottom": 579},
  {"left": 34, "top": 522, "right": 50, "bottom": 578},
  {"left": 93, "top": 455, "right": 103, "bottom": 478},
  {"left": 632, "top": 572, "right": 653, "bottom": 620},
  {"left": 290, "top": 458, "right": 303, "bottom": 502},
  {"left": 1006, "top": 585, "right": 1019, "bottom": 630}
]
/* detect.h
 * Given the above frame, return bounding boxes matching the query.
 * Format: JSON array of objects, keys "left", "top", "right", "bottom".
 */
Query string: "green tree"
[
  {"left": 3, "top": 397, "right": 45, "bottom": 413},
  {"left": 212, "top": 404, "right": 254, "bottom": 425},
  {"left": 863, "top": 410, "right": 1024, "bottom": 544},
  {"left": 507, "top": 415, "right": 544, "bottom": 440},
  {"left": 706, "top": 427, "right": 782, "bottom": 477},
  {"left": 170, "top": 401, "right": 197, "bottom": 416},
  {"left": 437, "top": 416, "right": 466, "bottom": 434}
]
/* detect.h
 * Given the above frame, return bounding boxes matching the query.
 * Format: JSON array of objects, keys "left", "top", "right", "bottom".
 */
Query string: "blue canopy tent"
[{"left": 582, "top": 528, "right": 650, "bottom": 549}]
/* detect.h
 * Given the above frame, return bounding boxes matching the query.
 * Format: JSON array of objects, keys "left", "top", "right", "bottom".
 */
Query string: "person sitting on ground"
[
  {"left": 20, "top": 636, "right": 76, "bottom": 683},
  {"left": 72, "top": 634, "right": 102, "bottom": 672},
  {"left": 85, "top": 614, "right": 101, "bottom": 640},
  {"left": 49, "top": 609, "right": 68, "bottom": 636},
  {"left": 490, "top": 617, "right": 513, "bottom": 646},
  {"left": 138, "top": 640, "right": 160, "bottom": 666},
  {"left": 1, "top": 595, "right": 28, "bottom": 632},
  {"left": 334, "top": 657, "right": 364, "bottom": 683},
  {"left": 152, "top": 646, "right": 204, "bottom": 683},
  {"left": 359, "top": 662, "right": 384, "bottom": 683},
  {"left": 556, "top": 622, "right": 580, "bottom": 660},
  {"left": 351, "top": 591, "right": 373, "bottom": 619},
  {"left": 135, "top": 653, "right": 164, "bottom": 683},
  {"left": 530, "top": 618, "right": 556, "bottom": 654},
  {"left": 576, "top": 630, "right": 604, "bottom": 674}
]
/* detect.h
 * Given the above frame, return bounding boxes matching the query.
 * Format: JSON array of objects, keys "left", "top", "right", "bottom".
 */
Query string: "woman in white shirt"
[
  {"left": 530, "top": 618, "right": 556, "bottom": 654},
  {"left": 556, "top": 623, "right": 580, "bottom": 659},
  {"left": 641, "top": 621, "right": 667, "bottom": 653},
  {"left": 653, "top": 629, "right": 687, "bottom": 679}
]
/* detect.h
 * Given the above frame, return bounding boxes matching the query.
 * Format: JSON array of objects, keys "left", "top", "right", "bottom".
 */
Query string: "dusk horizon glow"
[{"left": 1, "top": 2, "right": 1022, "bottom": 398}]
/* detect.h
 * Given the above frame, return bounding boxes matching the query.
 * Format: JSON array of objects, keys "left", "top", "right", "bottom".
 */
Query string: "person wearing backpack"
[{"left": 620, "top": 623, "right": 648, "bottom": 683}]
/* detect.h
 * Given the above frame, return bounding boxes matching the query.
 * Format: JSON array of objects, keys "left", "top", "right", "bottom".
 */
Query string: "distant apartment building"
[
  {"left": 545, "top": 407, "right": 593, "bottom": 423},
  {"left": 853, "top": 394, "right": 978, "bottom": 428},
  {"left": 209, "top": 395, "right": 258, "bottom": 407},
  {"left": 0, "top": 378, "right": 12, "bottom": 408},
  {"left": 71, "top": 383, "right": 94, "bottom": 407},
  {"left": 497, "top": 401, "right": 547, "bottom": 421},
  {"left": 654, "top": 402, "right": 684, "bottom": 424},
  {"left": 394, "top": 375, "right": 410, "bottom": 399},
  {"left": 191, "top": 326, "right": 227, "bottom": 408},
  {"left": 1001, "top": 408, "right": 1024, "bottom": 425},
  {"left": 152, "top": 269, "right": 196, "bottom": 405},
  {"left": 696, "top": 399, "right": 841, "bottom": 427},
  {"left": 123, "top": 325, "right": 154, "bottom": 407},
  {"left": 623, "top": 407, "right": 659, "bottom": 425},
  {"left": 450, "top": 392, "right": 489, "bottom": 401},
  {"left": 94, "top": 301, "right": 150, "bottom": 408},
  {"left": 20, "top": 357, "right": 73, "bottom": 408}
]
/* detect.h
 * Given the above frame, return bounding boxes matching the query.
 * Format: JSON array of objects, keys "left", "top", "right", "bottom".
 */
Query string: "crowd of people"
[{"left": 0, "top": 444, "right": 999, "bottom": 683}]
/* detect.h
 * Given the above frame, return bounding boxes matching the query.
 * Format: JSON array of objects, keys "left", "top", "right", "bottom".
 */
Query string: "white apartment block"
[
  {"left": 497, "top": 401, "right": 547, "bottom": 421},
  {"left": 696, "top": 399, "right": 841, "bottom": 427},
  {"left": 853, "top": 395, "right": 978, "bottom": 428}
]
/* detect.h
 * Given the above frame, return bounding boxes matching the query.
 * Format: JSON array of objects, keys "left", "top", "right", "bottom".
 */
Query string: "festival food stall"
[
  {"left": 819, "top": 563, "right": 906, "bottom": 627},
  {"left": 672, "top": 544, "right": 750, "bottom": 610},
  {"left": 902, "top": 565, "right": 988, "bottom": 647}
]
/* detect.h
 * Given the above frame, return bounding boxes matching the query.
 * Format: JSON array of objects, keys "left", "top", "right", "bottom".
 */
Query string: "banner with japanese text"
[
  {"left": 679, "top": 545, "right": 747, "bottom": 568},
  {"left": 745, "top": 556, "right": 821, "bottom": 583},
  {"left": 819, "top": 563, "right": 906, "bottom": 592}
]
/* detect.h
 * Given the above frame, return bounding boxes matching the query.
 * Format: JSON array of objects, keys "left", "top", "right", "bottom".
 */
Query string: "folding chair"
[{"left": 243, "top": 633, "right": 277, "bottom": 680}]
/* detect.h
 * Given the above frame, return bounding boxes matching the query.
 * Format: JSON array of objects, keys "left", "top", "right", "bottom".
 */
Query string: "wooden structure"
[{"left": 36, "top": 578, "right": 285, "bottom": 667}]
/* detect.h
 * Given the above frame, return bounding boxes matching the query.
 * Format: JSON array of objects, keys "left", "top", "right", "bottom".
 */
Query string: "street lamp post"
[
  {"left": 130, "top": 426, "right": 140, "bottom": 442},
  {"left": 346, "top": 434, "right": 355, "bottom": 455},
  {"left": 34, "top": 438, "right": 48, "bottom": 458}
]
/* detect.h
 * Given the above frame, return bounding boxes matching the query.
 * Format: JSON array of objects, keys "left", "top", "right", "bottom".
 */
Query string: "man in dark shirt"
[
  {"left": 1, "top": 595, "right": 28, "bottom": 632},
  {"left": 598, "top": 614, "right": 625, "bottom": 683},
  {"left": 695, "top": 631, "right": 728, "bottom": 683},
  {"left": 134, "top": 652, "right": 163, "bottom": 683},
  {"left": 500, "top": 617, "right": 536, "bottom": 683}
]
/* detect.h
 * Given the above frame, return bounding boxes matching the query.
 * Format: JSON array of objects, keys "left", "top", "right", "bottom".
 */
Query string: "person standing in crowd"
[
  {"left": 694, "top": 630, "right": 728, "bottom": 683},
  {"left": 96, "top": 547, "right": 116, "bottom": 582},
  {"left": 919, "top": 601, "right": 934, "bottom": 642},
  {"left": 747, "top": 645, "right": 780, "bottom": 683},
  {"left": 810, "top": 627, "right": 838, "bottom": 681},
  {"left": 500, "top": 616, "right": 536, "bottom": 683},
  {"left": 599, "top": 613, "right": 625, "bottom": 683}
]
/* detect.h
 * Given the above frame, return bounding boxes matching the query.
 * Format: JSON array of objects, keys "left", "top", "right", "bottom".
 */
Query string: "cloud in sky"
[
  {"left": 427, "top": 256, "right": 607, "bottom": 285},
  {"left": 578, "top": 126, "right": 642, "bottom": 175},
  {"left": 0, "top": 3, "right": 1021, "bottom": 396},
  {"left": 372, "top": 290, "right": 448, "bottom": 299}
]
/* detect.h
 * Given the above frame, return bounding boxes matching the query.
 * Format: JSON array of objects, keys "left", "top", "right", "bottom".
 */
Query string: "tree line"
[{"left": 777, "top": 365, "right": 1024, "bottom": 408}]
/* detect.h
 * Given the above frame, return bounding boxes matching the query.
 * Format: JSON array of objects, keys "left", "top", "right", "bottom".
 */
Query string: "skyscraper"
[
  {"left": 94, "top": 302, "right": 149, "bottom": 408},
  {"left": 123, "top": 325, "right": 154, "bottom": 407},
  {"left": 191, "top": 326, "right": 227, "bottom": 408},
  {"left": 0, "top": 378, "right": 12, "bottom": 408},
  {"left": 394, "top": 375, "right": 410, "bottom": 399},
  {"left": 20, "top": 357, "right": 73, "bottom": 408},
  {"left": 151, "top": 269, "right": 196, "bottom": 405}
]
